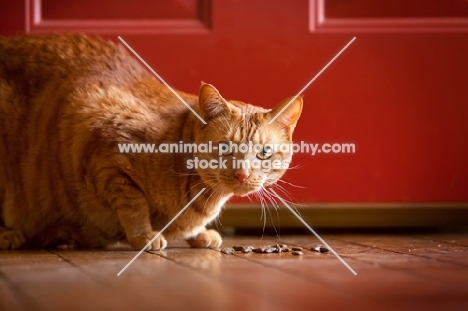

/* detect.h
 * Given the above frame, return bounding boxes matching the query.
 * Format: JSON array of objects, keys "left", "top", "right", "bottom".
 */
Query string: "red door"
[{"left": 2, "top": 0, "right": 467, "bottom": 203}]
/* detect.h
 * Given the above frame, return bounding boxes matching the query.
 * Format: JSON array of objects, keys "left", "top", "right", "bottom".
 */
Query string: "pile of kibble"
[{"left": 221, "top": 244, "right": 329, "bottom": 256}]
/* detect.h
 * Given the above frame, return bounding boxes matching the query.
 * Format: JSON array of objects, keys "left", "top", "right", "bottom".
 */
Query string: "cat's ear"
[
  {"left": 267, "top": 96, "right": 303, "bottom": 134},
  {"left": 199, "top": 83, "right": 230, "bottom": 120}
]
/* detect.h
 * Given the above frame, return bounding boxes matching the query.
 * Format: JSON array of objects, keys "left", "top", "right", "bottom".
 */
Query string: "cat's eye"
[
  {"left": 257, "top": 146, "right": 273, "bottom": 160},
  {"left": 218, "top": 142, "right": 232, "bottom": 155}
]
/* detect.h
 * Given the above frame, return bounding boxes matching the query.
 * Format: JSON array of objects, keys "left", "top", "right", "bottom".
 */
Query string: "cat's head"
[{"left": 193, "top": 83, "right": 302, "bottom": 197}]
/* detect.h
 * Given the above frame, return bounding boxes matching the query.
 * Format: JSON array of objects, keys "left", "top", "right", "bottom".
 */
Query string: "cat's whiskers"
[
  {"left": 264, "top": 180, "right": 303, "bottom": 215},
  {"left": 270, "top": 182, "right": 302, "bottom": 204},
  {"left": 180, "top": 177, "right": 218, "bottom": 204},
  {"left": 272, "top": 184, "right": 304, "bottom": 216},
  {"left": 202, "top": 183, "right": 222, "bottom": 214},
  {"left": 254, "top": 190, "right": 268, "bottom": 236},
  {"left": 168, "top": 170, "right": 199, "bottom": 177},
  {"left": 211, "top": 184, "right": 231, "bottom": 230},
  {"left": 257, "top": 187, "right": 279, "bottom": 237},
  {"left": 272, "top": 183, "right": 295, "bottom": 202},
  {"left": 262, "top": 187, "right": 280, "bottom": 211},
  {"left": 285, "top": 164, "right": 304, "bottom": 170},
  {"left": 208, "top": 184, "right": 229, "bottom": 229},
  {"left": 276, "top": 178, "right": 307, "bottom": 189}
]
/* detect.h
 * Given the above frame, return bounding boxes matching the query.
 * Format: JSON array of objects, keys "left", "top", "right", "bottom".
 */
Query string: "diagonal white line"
[
  {"left": 270, "top": 189, "right": 357, "bottom": 276},
  {"left": 117, "top": 188, "right": 206, "bottom": 276},
  {"left": 118, "top": 36, "right": 207, "bottom": 125},
  {"left": 268, "top": 37, "right": 356, "bottom": 124}
]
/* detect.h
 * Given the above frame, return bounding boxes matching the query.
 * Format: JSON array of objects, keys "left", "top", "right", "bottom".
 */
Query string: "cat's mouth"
[
  {"left": 232, "top": 183, "right": 262, "bottom": 197},
  {"left": 202, "top": 176, "right": 261, "bottom": 197}
]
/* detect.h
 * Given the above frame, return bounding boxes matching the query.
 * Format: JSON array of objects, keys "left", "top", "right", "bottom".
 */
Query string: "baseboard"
[{"left": 217, "top": 203, "right": 468, "bottom": 229}]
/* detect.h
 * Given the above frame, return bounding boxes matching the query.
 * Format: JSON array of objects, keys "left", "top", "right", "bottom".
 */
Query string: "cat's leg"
[
  {"left": 0, "top": 193, "right": 27, "bottom": 250},
  {"left": 0, "top": 226, "right": 26, "bottom": 250},
  {"left": 116, "top": 200, "right": 167, "bottom": 251},
  {"left": 186, "top": 228, "right": 222, "bottom": 249},
  {"left": 99, "top": 170, "right": 167, "bottom": 250}
]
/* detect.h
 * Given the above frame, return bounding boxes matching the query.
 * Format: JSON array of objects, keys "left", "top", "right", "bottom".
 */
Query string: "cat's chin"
[{"left": 232, "top": 185, "right": 255, "bottom": 197}]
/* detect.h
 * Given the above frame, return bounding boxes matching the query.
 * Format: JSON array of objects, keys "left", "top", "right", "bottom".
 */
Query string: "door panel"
[
  {"left": 26, "top": 0, "right": 211, "bottom": 34},
  {"left": 311, "top": 0, "right": 468, "bottom": 32}
]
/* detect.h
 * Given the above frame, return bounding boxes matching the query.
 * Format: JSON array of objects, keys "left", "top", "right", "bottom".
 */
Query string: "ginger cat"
[{"left": 0, "top": 34, "right": 302, "bottom": 250}]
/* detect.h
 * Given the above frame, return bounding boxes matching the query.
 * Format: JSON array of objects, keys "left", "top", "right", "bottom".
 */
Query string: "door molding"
[
  {"left": 26, "top": 0, "right": 212, "bottom": 34},
  {"left": 309, "top": 0, "right": 468, "bottom": 33}
]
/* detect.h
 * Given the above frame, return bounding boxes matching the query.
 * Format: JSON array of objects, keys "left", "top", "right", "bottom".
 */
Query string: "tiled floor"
[{"left": 1, "top": 234, "right": 468, "bottom": 310}]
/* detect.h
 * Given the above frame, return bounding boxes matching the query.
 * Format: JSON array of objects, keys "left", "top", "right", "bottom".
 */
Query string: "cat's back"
[
  {"left": 0, "top": 34, "right": 156, "bottom": 186},
  {"left": 0, "top": 34, "right": 150, "bottom": 134},
  {"left": 0, "top": 34, "right": 144, "bottom": 86},
  {"left": 0, "top": 34, "right": 126, "bottom": 69}
]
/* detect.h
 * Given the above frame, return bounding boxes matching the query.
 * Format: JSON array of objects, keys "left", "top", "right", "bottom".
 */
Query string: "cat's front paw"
[
  {"left": 0, "top": 230, "right": 26, "bottom": 250},
  {"left": 128, "top": 232, "right": 167, "bottom": 251},
  {"left": 186, "top": 229, "right": 222, "bottom": 249}
]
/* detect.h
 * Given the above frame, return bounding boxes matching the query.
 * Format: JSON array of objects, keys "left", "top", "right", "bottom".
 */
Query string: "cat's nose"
[{"left": 234, "top": 170, "right": 250, "bottom": 183}]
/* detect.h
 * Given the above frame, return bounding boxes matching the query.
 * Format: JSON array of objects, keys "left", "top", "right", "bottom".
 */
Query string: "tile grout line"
[
  {"left": 285, "top": 236, "right": 467, "bottom": 287},
  {"left": 427, "top": 236, "right": 468, "bottom": 249},
  {"left": 146, "top": 249, "right": 281, "bottom": 310},
  {"left": 213, "top": 246, "right": 364, "bottom": 299},
  {"left": 336, "top": 237, "right": 468, "bottom": 269},
  {"left": 151, "top": 243, "right": 351, "bottom": 297},
  {"left": 47, "top": 250, "right": 110, "bottom": 287},
  {"left": 0, "top": 268, "right": 41, "bottom": 310}
]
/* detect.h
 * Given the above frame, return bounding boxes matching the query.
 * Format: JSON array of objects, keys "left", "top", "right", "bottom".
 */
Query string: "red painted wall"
[{"left": 2, "top": 0, "right": 467, "bottom": 203}]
